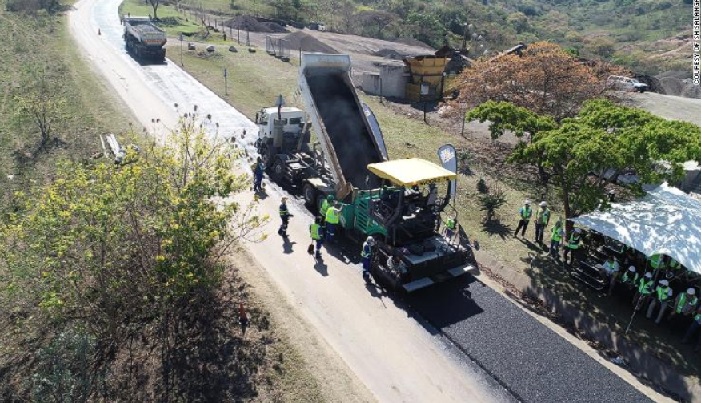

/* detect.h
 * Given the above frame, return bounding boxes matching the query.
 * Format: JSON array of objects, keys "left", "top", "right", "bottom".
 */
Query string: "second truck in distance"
[{"left": 122, "top": 17, "right": 167, "bottom": 63}]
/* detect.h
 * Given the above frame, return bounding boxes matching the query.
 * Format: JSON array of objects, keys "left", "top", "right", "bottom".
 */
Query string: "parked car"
[{"left": 606, "top": 75, "right": 648, "bottom": 93}]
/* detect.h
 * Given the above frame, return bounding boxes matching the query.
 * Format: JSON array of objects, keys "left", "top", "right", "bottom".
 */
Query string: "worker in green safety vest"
[
  {"left": 444, "top": 216, "right": 457, "bottom": 243},
  {"left": 549, "top": 218, "right": 564, "bottom": 259},
  {"left": 325, "top": 202, "right": 341, "bottom": 242},
  {"left": 619, "top": 265, "right": 640, "bottom": 289},
  {"left": 309, "top": 216, "right": 323, "bottom": 259},
  {"left": 669, "top": 288, "right": 699, "bottom": 320},
  {"left": 632, "top": 271, "right": 654, "bottom": 308},
  {"left": 647, "top": 279, "right": 673, "bottom": 324},
  {"left": 648, "top": 253, "right": 667, "bottom": 272},
  {"left": 514, "top": 200, "right": 532, "bottom": 237},
  {"left": 563, "top": 228, "right": 583, "bottom": 266},
  {"left": 320, "top": 195, "right": 334, "bottom": 224},
  {"left": 533, "top": 201, "right": 550, "bottom": 246}
]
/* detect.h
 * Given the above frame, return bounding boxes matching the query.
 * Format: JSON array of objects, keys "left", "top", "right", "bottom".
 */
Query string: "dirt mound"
[
  {"left": 282, "top": 31, "right": 337, "bottom": 53},
  {"left": 225, "top": 15, "right": 288, "bottom": 33},
  {"left": 394, "top": 37, "right": 434, "bottom": 50}
]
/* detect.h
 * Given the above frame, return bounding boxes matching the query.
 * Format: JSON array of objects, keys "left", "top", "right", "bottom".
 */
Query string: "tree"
[
  {"left": 451, "top": 42, "right": 626, "bottom": 121},
  {"left": 357, "top": 10, "right": 397, "bottom": 38},
  {"left": 506, "top": 99, "right": 700, "bottom": 234},
  {"left": 148, "top": 0, "right": 160, "bottom": 19},
  {"left": 0, "top": 116, "right": 268, "bottom": 342},
  {"left": 14, "top": 63, "right": 67, "bottom": 151}
]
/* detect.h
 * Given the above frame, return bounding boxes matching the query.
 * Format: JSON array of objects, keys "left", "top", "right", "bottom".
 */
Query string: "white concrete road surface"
[{"left": 68, "top": 0, "right": 511, "bottom": 401}]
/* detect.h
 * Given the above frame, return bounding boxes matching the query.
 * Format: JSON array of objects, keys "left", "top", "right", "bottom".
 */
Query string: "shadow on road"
[{"left": 407, "top": 275, "right": 486, "bottom": 329}]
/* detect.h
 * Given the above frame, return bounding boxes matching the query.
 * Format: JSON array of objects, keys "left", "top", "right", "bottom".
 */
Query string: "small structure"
[
  {"left": 403, "top": 55, "right": 450, "bottom": 102},
  {"left": 361, "top": 61, "right": 407, "bottom": 98}
]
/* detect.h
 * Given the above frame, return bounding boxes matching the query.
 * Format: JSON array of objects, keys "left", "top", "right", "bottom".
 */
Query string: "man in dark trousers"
[
  {"left": 278, "top": 197, "right": 291, "bottom": 237},
  {"left": 514, "top": 200, "right": 532, "bottom": 237},
  {"left": 253, "top": 157, "right": 264, "bottom": 192},
  {"left": 309, "top": 216, "right": 324, "bottom": 259},
  {"left": 534, "top": 201, "right": 550, "bottom": 245}
]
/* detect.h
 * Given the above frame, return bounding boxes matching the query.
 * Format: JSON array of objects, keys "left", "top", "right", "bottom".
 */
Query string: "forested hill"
[{"left": 238, "top": 0, "right": 692, "bottom": 75}]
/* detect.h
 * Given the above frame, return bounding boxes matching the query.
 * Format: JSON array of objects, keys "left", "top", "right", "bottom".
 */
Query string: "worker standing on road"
[
  {"left": 514, "top": 200, "right": 532, "bottom": 237},
  {"left": 647, "top": 279, "right": 673, "bottom": 324},
  {"left": 549, "top": 218, "right": 564, "bottom": 259},
  {"left": 278, "top": 197, "right": 291, "bottom": 237},
  {"left": 361, "top": 236, "right": 375, "bottom": 283},
  {"left": 309, "top": 216, "right": 324, "bottom": 259},
  {"left": 325, "top": 201, "right": 341, "bottom": 242},
  {"left": 253, "top": 157, "right": 264, "bottom": 192},
  {"left": 534, "top": 201, "right": 550, "bottom": 246},
  {"left": 320, "top": 195, "right": 334, "bottom": 223}
]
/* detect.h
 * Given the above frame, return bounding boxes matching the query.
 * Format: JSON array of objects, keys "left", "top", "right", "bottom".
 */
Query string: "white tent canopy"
[{"left": 570, "top": 184, "right": 701, "bottom": 274}]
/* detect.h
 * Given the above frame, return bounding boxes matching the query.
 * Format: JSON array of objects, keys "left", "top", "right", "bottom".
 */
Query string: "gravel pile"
[
  {"left": 282, "top": 31, "right": 337, "bottom": 53},
  {"left": 224, "top": 15, "right": 288, "bottom": 33}
]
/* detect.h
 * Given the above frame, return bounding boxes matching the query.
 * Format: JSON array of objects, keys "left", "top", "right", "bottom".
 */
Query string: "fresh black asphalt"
[{"left": 407, "top": 275, "right": 653, "bottom": 403}]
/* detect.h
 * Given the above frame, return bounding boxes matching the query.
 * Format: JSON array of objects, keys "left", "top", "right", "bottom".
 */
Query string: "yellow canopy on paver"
[{"left": 367, "top": 158, "right": 456, "bottom": 187}]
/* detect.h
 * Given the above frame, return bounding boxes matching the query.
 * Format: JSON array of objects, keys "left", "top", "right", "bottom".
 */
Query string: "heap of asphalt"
[
  {"left": 408, "top": 277, "right": 652, "bottom": 403},
  {"left": 306, "top": 72, "right": 383, "bottom": 190}
]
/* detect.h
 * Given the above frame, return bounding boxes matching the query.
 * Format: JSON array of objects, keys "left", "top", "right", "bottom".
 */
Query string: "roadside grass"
[
  {"left": 119, "top": 0, "right": 202, "bottom": 36},
  {"left": 0, "top": 6, "right": 133, "bottom": 206},
  {"left": 166, "top": 43, "right": 300, "bottom": 118}
]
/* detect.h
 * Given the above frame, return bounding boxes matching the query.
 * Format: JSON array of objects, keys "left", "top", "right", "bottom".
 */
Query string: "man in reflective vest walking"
[
  {"left": 278, "top": 197, "right": 291, "bottom": 237},
  {"left": 647, "top": 279, "right": 672, "bottom": 324},
  {"left": 309, "top": 216, "right": 324, "bottom": 259},
  {"left": 514, "top": 200, "right": 532, "bottom": 237}
]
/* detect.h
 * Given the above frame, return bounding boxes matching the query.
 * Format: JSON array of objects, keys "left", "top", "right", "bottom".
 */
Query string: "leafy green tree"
[
  {"left": 0, "top": 116, "right": 268, "bottom": 341},
  {"left": 465, "top": 101, "right": 557, "bottom": 141},
  {"left": 506, "top": 99, "right": 700, "bottom": 234}
]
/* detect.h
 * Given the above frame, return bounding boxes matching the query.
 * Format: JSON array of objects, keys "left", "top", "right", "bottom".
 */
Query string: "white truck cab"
[{"left": 255, "top": 106, "right": 306, "bottom": 139}]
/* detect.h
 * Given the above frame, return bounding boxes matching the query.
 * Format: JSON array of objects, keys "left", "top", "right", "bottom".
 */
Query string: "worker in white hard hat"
[
  {"left": 669, "top": 288, "right": 699, "bottom": 321},
  {"left": 647, "top": 279, "right": 673, "bottom": 324},
  {"left": 361, "top": 236, "right": 375, "bottom": 283},
  {"left": 632, "top": 271, "right": 655, "bottom": 308},
  {"left": 514, "top": 199, "right": 532, "bottom": 238},
  {"left": 600, "top": 255, "right": 620, "bottom": 296},
  {"left": 619, "top": 265, "right": 640, "bottom": 290},
  {"left": 534, "top": 201, "right": 550, "bottom": 246}
]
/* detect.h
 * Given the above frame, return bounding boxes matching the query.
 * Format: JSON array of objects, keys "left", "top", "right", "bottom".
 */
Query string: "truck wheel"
[
  {"left": 272, "top": 158, "right": 286, "bottom": 183},
  {"left": 303, "top": 183, "right": 317, "bottom": 208}
]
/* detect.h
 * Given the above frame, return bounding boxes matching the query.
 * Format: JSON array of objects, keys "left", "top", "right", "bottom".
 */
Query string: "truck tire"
[
  {"left": 272, "top": 158, "right": 286, "bottom": 183},
  {"left": 303, "top": 183, "right": 317, "bottom": 208}
]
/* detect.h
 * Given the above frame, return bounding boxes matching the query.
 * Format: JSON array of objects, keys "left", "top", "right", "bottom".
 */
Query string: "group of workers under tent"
[{"left": 513, "top": 198, "right": 700, "bottom": 343}]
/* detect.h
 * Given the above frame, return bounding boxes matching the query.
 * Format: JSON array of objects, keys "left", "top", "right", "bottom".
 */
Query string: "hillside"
[{"left": 174, "top": 0, "right": 691, "bottom": 76}]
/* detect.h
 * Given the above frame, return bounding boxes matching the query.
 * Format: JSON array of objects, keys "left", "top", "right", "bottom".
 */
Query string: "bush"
[
  {"left": 476, "top": 178, "right": 489, "bottom": 193},
  {"left": 478, "top": 185, "right": 507, "bottom": 222}
]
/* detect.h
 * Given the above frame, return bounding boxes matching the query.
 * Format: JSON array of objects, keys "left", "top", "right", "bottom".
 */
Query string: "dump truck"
[
  {"left": 123, "top": 17, "right": 167, "bottom": 62},
  {"left": 256, "top": 53, "right": 472, "bottom": 292}
]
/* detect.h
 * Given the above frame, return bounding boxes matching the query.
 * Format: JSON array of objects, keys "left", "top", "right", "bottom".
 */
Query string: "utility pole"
[
  {"left": 179, "top": 32, "right": 184, "bottom": 66},
  {"left": 224, "top": 68, "right": 228, "bottom": 96}
]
